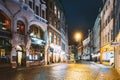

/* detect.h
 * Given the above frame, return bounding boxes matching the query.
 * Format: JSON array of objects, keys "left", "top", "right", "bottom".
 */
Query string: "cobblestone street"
[{"left": 0, "top": 62, "right": 120, "bottom": 80}]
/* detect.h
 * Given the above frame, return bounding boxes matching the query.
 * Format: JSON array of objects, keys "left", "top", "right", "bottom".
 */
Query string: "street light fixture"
[
  {"left": 74, "top": 32, "right": 82, "bottom": 42},
  {"left": 73, "top": 31, "right": 83, "bottom": 60}
]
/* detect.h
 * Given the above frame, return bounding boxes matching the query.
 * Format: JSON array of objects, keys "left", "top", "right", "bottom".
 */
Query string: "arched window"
[
  {"left": 30, "top": 25, "right": 44, "bottom": 39},
  {"left": 17, "top": 20, "right": 25, "bottom": 35},
  {"left": 0, "top": 10, "right": 10, "bottom": 31}
]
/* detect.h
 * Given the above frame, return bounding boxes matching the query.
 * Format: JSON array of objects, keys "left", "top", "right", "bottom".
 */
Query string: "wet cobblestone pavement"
[{"left": 0, "top": 62, "right": 120, "bottom": 80}]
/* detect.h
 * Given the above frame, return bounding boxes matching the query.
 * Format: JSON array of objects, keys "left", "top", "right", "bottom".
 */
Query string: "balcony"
[{"left": 34, "top": 15, "right": 48, "bottom": 24}]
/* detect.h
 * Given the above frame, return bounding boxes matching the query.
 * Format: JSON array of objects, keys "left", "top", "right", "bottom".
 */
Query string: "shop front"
[
  {"left": 29, "top": 43, "right": 45, "bottom": 65},
  {"left": 100, "top": 45, "right": 114, "bottom": 66},
  {"left": 0, "top": 38, "right": 12, "bottom": 65},
  {"left": 49, "top": 43, "right": 62, "bottom": 63},
  {"left": 0, "top": 10, "right": 12, "bottom": 66},
  {"left": 29, "top": 25, "right": 46, "bottom": 66}
]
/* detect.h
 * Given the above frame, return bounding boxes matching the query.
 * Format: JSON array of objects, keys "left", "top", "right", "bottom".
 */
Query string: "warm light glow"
[
  {"left": 74, "top": 32, "right": 82, "bottom": 42},
  {"left": 116, "top": 31, "right": 120, "bottom": 39}
]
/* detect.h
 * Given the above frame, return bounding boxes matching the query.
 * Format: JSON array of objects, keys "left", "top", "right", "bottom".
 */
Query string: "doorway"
[
  {"left": 16, "top": 46, "right": 26, "bottom": 67},
  {"left": 17, "top": 51, "right": 22, "bottom": 66}
]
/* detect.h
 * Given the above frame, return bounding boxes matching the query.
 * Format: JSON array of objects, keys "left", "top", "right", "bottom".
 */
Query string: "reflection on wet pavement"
[{"left": 0, "top": 63, "right": 120, "bottom": 80}]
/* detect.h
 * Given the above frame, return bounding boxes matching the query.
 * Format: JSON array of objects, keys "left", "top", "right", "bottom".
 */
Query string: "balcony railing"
[{"left": 34, "top": 14, "right": 48, "bottom": 24}]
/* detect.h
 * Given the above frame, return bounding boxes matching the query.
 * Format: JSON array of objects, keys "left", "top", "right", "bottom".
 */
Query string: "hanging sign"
[{"left": 110, "top": 42, "right": 120, "bottom": 46}]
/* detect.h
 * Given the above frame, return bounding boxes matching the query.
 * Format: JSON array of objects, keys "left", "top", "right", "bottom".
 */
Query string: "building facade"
[
  {"left": 0, "top": 0, "right": 48, "bottom": 68},
  {"left": 92, "top": 14, "right": 101, "bottom": 62},
  {"left": 100, "top": 0, "right": 114, "bottom": 65},
  {"left": 46, "top": 0, "right": 68, "bottom": 63},
  {"left": 82, "top": 37, "right": 90, "bottom": 60},
  {"left": 114, "top": 0, "right": 120, "bottom": 74},
  {"left": 68, "top": 45, "right": 77, "bottom": 61}
]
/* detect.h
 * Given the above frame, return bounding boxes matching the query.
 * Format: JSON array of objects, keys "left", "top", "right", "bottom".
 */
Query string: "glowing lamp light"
[{"left": 74, "top": 32, "right": 82, "bottom": 42}]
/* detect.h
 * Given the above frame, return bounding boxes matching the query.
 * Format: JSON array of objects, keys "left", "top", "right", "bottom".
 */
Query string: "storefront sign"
[{"left": 111, "top": 42, "right": 120, "bottom": 46}]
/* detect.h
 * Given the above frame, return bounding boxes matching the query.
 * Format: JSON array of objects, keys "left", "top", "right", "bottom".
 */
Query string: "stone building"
[
  {"left": 0, "top": 0, "right": 47, "bottom": 68},
  {"left": 114, "top": 0, "right": 120, "bottom": 74},
  {"left": 100, "top": 0, "right": 114, "bottom": 65},
  {"left": 46, "top": 0, "right": 68, "bottom": 63},
  {"left": 82, "top": 37, "right": 90, "bottom": 60},
  {"left": 92, "top": 14, "right": 101, "bottom": 62}
]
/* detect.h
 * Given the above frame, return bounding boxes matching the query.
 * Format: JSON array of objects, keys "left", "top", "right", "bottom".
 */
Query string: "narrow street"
[{"left": 0, "top": 62, "right": 120, "bottom": 80}]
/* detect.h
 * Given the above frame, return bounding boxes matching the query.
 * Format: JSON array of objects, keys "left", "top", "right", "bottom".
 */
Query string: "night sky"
[{"left": 60, "top": 0, "right": 103, "bottom": 45}]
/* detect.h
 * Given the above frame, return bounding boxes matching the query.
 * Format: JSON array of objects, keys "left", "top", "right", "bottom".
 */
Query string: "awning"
[{"left": 31, "top": 38, "right": 46, "bottom": 45}]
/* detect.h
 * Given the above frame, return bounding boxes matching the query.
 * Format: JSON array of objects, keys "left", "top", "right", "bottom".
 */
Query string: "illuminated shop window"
[
  {"left": 0, "top": 11, "right": 10, "bottom": 31},
  {"left": 0, "top": 49, "right": 5, "bottom": 56},
  {"left": 17, "top": 21, "right": 25, "bottom": 35},
  {"left": 49, "top": 32, "right": 53, "bottom": 43},
  {"left": 34, "top": 55, "right": 38, "bottom": 60},
  {"left": 30, "top": 25, "right": 44, "bottom": 39}
]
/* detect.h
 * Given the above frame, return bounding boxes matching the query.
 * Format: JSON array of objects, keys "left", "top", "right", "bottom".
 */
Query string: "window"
[
  {"left": 105, "top": 19, "right": 107, "bottom": 26},
  {"left": 49, "top": 17, "right": 52, "bottom": 24},
  {"left": 49, "top": 32, "right": 53, "bottom": 43},
  {"left": 54, "top": 35, "right": 57, "bottom": 44},
  {"left": 58, "top": 10, "right": 60, "bottom": 18},
  {"left": 108, "top": 33, "right": 109, "bottom": 42},
  {"left": 105, "top": 35, "right": 107, "bottom": 43},
  {"left": 106, "top": 5, "right": 108, "bottom": 11},
  {"left": 103, "top": 10, "right": 105, "bottom": 15},
  {"left": 30, "top": 25, "right": 44, "bottom": 39},
  {"left": 39, "top": 4, "right": 41, "bottom": 17},
  {"left": 108, "top": 0, "right": 110, "bottom": 6},
  {"left": 36, "top": 6, "right": 39, "bottom": 15},
  {"left": 0, "top": 11, "right": 10, "bottom": 31},
  {"left": 42, "top": 10, "right": 45, "bottom": 19},
  {"left": 50, "top": 2, "right": 53, "bottom": 10},
  {"left": 34, "top": 27, "right": 38, "bottom": 37},
  {"left": 108, "top": 15, "right": 111, "bottom": 23},
  {"left": 111, "top": 30, "right": 113, "bottom": 41},
  {"left": 57, "top": 36, "right": 60, "bottom": 45},
  {"left": 33, "top": 0, "right": 35, "bottom": 11},
  {"left": 62, "top": 43, "right": 65, "bottom": 51},
  {"left": 111, "top": 10, "right": 114, "bottom": 18},
  {"left": 54, "top": 21, "right": 57, "bottom": 28},
  {"left": 17, "top": 21, "right": 25, "bottom": 35},
  {"left": 29, "top": 1, "right": 32, "bottom": 9},
  {"left": 102, "top": 23, "right": 105, "bottom": 30},
  {"left": 54, "top": 5, "right": 57, "bottom": 14}
]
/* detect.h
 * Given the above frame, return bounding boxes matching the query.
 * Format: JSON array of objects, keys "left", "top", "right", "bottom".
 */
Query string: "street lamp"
[
  {"left": 74, "top": 31, "right": 83, "bottom": 60},
  {"left": 74, "top": 32, "right": 82, "bottom": 42}
]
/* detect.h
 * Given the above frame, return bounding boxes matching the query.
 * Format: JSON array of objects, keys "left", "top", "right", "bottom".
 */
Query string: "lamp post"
[{"left": 74, "top": 31, "right": 82, "bottom": 60}]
